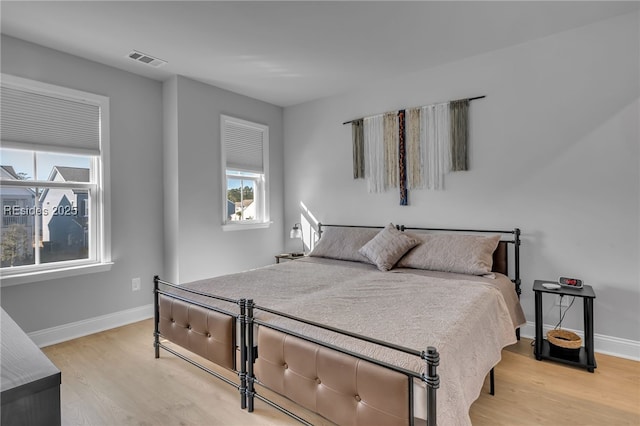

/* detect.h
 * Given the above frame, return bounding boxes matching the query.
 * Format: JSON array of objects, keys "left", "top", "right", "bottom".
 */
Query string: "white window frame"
[
  {"left": 220, "top": 115, "right": 270, "bottom": 231},
  {"left": 0, "top": 74, "right": 112, "bottom": 286}
]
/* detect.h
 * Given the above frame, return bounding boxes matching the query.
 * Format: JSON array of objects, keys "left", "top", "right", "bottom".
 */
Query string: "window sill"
[
  {"left": 0, "top": 262, "right": 113, "bottom": 287},
  {"left": 222, "top": 221, "right": 272, "bottom": 232}
]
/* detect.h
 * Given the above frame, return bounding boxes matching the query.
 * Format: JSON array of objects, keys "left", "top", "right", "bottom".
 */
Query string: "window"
[
  {"left": 221, "top": 115, "right": 269, "bottom": 229},
  {"left": 0, "top": 74, "right": 111, "bottom": 285}
]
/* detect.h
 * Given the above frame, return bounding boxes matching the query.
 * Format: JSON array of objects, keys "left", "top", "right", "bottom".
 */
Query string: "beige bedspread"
[{"left": 176, "top": 257, "right": 525, "bottom": 426}]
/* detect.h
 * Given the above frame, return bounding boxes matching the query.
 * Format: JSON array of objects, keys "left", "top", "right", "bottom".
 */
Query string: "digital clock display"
[{"left": 559, "top": 277, "right": 583, "bottom": 288}]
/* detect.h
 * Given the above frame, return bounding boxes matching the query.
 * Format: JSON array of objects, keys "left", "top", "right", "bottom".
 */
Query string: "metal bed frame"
[
  {"left": 153, "top": 223, "right": 522, "bottom": 426},
  {"left": 245, "top": 300, "right": 440, "bottom": 426},
  {"left": 316, "top": 224, "right": 522, "bottom": 397},
  {"left": 153, "top": 278, "right": 440, "bottom": 426},
  {"left": 153, "top": 279, "right": 250, "bottom": 408},
  {"left": 318, "top": 223, "right": 521, "bottom": 297}
]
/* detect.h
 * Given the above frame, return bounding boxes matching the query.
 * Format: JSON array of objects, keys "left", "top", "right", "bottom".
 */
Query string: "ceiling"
[{"left": 1, "top": 1, "right": 637, "bottom": 107}]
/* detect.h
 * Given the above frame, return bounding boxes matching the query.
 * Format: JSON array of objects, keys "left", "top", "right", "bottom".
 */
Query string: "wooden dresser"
[{"left": 1, "top": 308, "right": 61, "bottom": 426}]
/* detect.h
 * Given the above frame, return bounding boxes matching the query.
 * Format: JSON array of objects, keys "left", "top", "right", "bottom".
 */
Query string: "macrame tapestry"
[
  {"left": 363, "top": 115, "right": 384, "bottom": 193},
  {"left": 405, "top": 108, "right": 422, "bottom": 190},
  {"left": 383, "top": 112, "right": 398, "bottom": 190},
  {"left": 398, "top": 110, "right": 408, "bottom": 205},
  {"left": 350, "top": 96, "right": 477, "bottom": 205},
  {"left": 352, "top": 119, "right": 364, "bottom": 179},
  {"left": 450, "top": 99, "right": 469, "bottom": 171}
]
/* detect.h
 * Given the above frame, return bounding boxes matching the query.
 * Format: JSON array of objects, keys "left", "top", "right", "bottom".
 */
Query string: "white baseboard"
[
  {"left": 27, "top": 311, "right": 640, "bottom": 361},
  {"left": 520, "top": 321, "right": 640, "bottom": 362},
  {"left": 28, "top": 304, "right": 154, "bottom": 348}
]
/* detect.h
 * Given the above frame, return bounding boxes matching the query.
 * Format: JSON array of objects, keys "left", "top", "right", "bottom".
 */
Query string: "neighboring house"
[
  {"left": 0, "top": 166, "right": 36, "bottom": 266},
  {"left": 39, "top": 167, "right": 89, "bottom": 257},
  {"left": 227, "top": 200, "right": 236, "bottom": 221},
  {"left": 232, "top": 199, "right": 255, "bottom": 221}
]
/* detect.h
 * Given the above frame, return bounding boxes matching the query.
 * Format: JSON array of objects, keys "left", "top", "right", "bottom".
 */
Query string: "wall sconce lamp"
[{"left": 290, "top": 223, "right": 304, "bottom": 256}]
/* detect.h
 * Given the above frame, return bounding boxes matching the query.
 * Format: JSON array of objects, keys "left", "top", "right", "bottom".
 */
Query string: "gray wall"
[
  {"left": 2, "top": 10, "right": 637, "bottom": 349},
  {"left": 0, "top": 37, "right": 285, "bottom": 335},
  {"left": 1, "top": 35, "right": 165, "bottom": 332},
  {"left": 283, "top": 11, "right": 640, "bottom": 342},
  {"left": 163, "top": 75, "right": 284, "bottom": 284}
]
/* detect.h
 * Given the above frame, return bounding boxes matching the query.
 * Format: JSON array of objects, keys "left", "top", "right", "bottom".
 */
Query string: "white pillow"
[
  {"left": 397, "top": 233, "right": 500, "bottom": 275},
  {"left": 358, "top": 224, "right": 420, "bottom": 271},
  {"left": 308, "top": 226, "right": 380, "bottom": 263}
]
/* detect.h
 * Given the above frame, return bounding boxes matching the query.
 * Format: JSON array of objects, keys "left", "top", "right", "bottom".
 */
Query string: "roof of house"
[
  {"left": 39, "top": 166, "right": 90, "bottom": 202},
  {"left": 235, "top": 200, "right": 254, "bottom": 208},
  {"left": 1, "top": 165, "right": 21, "bottom": 179},
  {"left": 50, "top": 166, "right": 90, "bottom": 182}
]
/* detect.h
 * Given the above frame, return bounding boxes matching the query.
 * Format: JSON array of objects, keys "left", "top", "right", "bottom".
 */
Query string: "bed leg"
[
  {"left": 489, "top": 368, "right": 495, "bottom": 396},
  {"left": 423, "top": 346, "right": 439, "bottom": 426},
  {"left": 153, "top": 275, "right": 160, "bottom": 359},
  {"left": 239, "top": 299, "right": 247, "bottom": 410},
  {"left": 247, "top": 299, "right": 255, "bottom": 413}
]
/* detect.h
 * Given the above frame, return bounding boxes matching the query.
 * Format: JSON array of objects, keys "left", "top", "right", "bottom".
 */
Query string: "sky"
[
  {"left": 0, "top": 148, "right": 90, "bottom": 180},
  {"left": 1, "top": 147, "right": 253, "bottom": 192}
]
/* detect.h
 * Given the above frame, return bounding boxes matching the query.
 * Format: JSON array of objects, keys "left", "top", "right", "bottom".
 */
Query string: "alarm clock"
[{"left": 558, "top": 277, "right": 583, "bottom": 289}]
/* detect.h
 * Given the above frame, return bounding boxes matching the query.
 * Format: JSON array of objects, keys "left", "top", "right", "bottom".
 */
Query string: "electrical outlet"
[
  {"left": 132, "top": 277, "right": 141, "bottom": 292},
  {"left": 555, "top": 295, "right": 570, "bottom": 307}
]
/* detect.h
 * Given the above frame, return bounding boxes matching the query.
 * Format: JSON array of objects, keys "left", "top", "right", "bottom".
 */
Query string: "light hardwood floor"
[{"left": 42, "top": 319, "right": 639, "bottom": 426}]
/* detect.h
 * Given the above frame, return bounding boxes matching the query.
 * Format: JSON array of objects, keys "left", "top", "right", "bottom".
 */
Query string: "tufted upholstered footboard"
[
  {"left": 255, "top": 326, "right": 411, "bottom": 426},
  {"left": 158, "top": 295, "right": 235, "bottom": 370},
  {"left": 154, "top": 277, "right": 250, "bottom": 410}
]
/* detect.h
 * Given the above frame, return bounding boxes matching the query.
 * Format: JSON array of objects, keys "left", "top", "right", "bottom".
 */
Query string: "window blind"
[
  {"left": 223, "top": 117, "right": 265, "bottom": 173},
  {"left": 0, "top": 84, "right": 101, "bottom": 155}
]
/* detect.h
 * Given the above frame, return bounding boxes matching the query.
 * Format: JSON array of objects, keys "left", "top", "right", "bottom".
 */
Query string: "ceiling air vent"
[{"left": 127, "top": 50, "right": 167, "bottom": 68}]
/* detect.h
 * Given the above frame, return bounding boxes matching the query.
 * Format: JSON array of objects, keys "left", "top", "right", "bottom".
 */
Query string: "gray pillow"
[
  {"left": 358, "top": 224, "right": 420, "bottom": 271},
  {"left": 397, "top": 233, "right": 500, "bottom": 275},
  {"left": 308, "top": 226, "right": 380, "bottom": 263}
]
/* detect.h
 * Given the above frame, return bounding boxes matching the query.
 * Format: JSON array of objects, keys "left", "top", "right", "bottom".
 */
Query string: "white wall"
[
  {"left": 163, "top": 75, "right": 284, "bottom": 284},
  {"left": 1, "top": 36, "right": 165, "bottom": 333},
  {"left": 283, "top": 12, "right": 639, "bottom": 343}
]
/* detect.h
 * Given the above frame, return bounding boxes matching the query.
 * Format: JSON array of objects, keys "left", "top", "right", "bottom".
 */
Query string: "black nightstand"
[
  {"left": 533, "top": 280, "right": 597, "bottom": 372},
  {"left": 274, "top": 253, "right": 304, "bottom": 264}
]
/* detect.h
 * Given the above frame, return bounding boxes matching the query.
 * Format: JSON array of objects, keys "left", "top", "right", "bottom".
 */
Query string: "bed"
[{"left": 153, "top": 224, "right": 525, "bottom": 426}]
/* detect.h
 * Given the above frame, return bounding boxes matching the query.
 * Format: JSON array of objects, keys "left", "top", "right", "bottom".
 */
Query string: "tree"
[
  {"left": 1, "top": 224, "right": 31, "bottom": 267},
  {"left": 227, "top": 185, "right": 254, "bottom": 203}
]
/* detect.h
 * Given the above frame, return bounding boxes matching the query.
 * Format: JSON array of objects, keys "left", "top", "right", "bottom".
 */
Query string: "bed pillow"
[
  {"left": 308, "top": 226, "right": 380, "bottom": 263},
  {"left": 358, "top": 224, "right": 420, "bottom": 271},
  {"left": 397, "top": 233, "right": 501, "bottom": 276}
]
